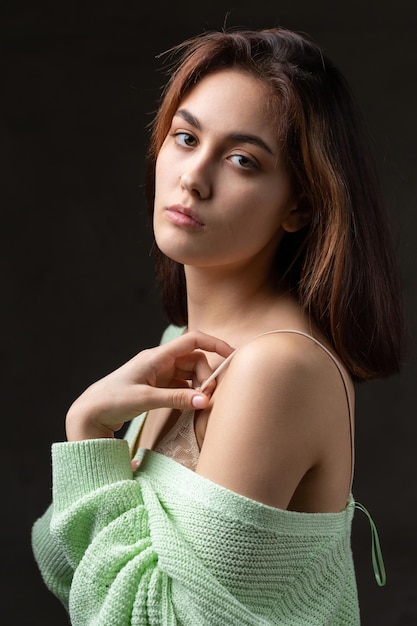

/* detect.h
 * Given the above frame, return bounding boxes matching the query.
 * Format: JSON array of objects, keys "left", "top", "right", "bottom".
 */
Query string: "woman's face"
[{"left": 153, "top": 69, "right": 297, "bottom": 273}]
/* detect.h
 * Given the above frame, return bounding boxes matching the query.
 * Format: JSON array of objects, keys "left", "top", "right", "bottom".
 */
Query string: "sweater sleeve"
[
  {"left": 31, "top": 503, "right": 74, "bottom": 607},
  {"left": 32, "top": 439, "right": 181, "bottom": 625}
]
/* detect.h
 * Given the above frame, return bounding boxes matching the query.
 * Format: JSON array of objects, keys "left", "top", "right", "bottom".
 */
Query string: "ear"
[{"left": 282, "top": 198, "right": 312, "bottom": 233}]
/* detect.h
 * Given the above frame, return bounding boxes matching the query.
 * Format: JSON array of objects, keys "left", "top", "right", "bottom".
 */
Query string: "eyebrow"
[{"left": 174, "top": 108, "right": 275, "bottom": 156}]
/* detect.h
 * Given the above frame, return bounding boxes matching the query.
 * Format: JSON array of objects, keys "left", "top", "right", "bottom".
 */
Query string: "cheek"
[
  {"left": 154, "top": 149, "right": 173, "bottom": 193},
  {"left": 156, "top": 140, "right": 181, "bottom": 175},
  {"left": 259, "top": 179, "right": 294, "bottom": 226},
  {"left": 154, "top": 157, "right": 165, "bottom": 196}
]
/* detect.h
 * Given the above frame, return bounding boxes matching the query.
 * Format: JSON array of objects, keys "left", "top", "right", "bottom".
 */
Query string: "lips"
[{"left": 165, "top": 205, "right": 205, "bottom": 229}]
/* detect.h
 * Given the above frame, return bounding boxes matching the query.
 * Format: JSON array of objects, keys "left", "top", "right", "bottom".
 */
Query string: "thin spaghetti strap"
[
  {"left": 199, "top": 329, "right": 355, "bottom": 489},
  {"left": 199, "top": 351, "right": 238, "bottom": 392}
]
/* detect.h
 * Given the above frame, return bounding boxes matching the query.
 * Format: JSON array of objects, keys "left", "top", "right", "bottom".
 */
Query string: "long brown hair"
[{"left": 145, "top": 28, "right": 406, "bottom": 381}]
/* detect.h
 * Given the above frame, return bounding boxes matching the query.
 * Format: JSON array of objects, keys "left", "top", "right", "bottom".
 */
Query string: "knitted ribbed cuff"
[{"left": 51, "top": 438, "right": 132, "bottom": 512}]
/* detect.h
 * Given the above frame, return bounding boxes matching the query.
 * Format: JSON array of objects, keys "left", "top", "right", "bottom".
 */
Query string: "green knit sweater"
[{"left": 32, "top": 436, "right": 361, "bottom": 625}]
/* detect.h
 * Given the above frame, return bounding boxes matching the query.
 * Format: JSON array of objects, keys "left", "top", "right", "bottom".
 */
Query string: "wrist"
[{"left": 65, "top": 403, "right": 115, "bottom": 442}]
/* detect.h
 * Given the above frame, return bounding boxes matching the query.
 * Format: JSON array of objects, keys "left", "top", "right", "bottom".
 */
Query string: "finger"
[
  {"left": 168, "top": 374, "right": 215, "bottom": 398},
  {"left": 172, "top": 352, "right": 218, "bottom": 389},
  {"left": 167, "top": 377, "right": 191, "bottom": 389},
  {"left": 158, "top": 331, "right": 234, "bottom": 362},
  {"left": 138, "top": 385, "right": 211, "bottom": 412},
  {"left": 165, "top": 364, "right": 216, "bottom": 397},
  {"left": 174, "top": 349, "right": 235, "bottom": 394}
]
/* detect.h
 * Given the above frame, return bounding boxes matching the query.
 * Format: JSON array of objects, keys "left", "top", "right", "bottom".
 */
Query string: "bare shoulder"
[
  {"left": 221, "top": 330, "right": 349, "bottom": 398},
  {"left": 195, "top": 331, "right": 354, "bottom": 511}
]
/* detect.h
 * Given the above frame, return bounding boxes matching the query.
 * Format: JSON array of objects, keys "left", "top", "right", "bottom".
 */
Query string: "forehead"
[{"left": 176, "top": 69, "right": 275, "bottom": 135}]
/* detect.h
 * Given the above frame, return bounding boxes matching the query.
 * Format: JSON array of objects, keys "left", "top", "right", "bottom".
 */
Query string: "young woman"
[{"left": 32, "top": 28, "right": 406, "bottom": 624}]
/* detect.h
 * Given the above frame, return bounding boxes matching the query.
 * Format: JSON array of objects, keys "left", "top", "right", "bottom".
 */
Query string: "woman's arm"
[
  {"left": 32, "top": 331, "right": 233, "bottom": 613},
  {"left": 195, "top": 332, "right": 353, "bottom": 512}
]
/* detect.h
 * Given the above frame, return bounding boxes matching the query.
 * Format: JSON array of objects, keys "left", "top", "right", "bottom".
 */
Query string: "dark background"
[{"left": 2, "top": 1, "right": 416, "bottom": 624}]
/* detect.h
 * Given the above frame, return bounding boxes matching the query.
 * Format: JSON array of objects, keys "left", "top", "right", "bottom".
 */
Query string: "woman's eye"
[
  {"left": 173, "top": 132, "right": 197, "bottom": 148},
  {"left": 229, "top": 154, "right": 258, "bottom": 170}
]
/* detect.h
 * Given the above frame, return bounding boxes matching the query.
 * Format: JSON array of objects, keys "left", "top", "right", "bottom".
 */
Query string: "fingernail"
[
  {"left": 192, "top": 394, "right": 207, "bottom": 409},
  {"left": 132, "top": 459, "right": 141, "bottom": 471}
]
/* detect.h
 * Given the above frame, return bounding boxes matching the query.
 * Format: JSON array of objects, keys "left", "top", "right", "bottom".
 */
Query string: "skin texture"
[{"left": 67, "top": 69, "right": 354, "bottom": 513}]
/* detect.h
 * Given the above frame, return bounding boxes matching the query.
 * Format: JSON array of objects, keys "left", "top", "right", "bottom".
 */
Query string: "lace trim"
[{"left": 153, "top": 409, "right": 200, "bottom": 471}]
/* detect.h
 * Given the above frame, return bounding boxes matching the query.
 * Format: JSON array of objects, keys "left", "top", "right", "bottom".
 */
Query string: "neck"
[{"left": 184, "top": 262, "right": 287, "bottom": 346}]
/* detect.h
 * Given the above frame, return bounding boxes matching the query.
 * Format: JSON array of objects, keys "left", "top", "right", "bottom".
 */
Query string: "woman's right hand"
[{"left": 65, "top": 330, "right": 234, "bottom": 442}]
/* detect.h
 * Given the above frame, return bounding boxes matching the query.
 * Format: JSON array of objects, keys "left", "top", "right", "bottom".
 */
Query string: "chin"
[
  {"left": 154, "top": 240, "right": 190, "bottom": 265},
  {"left": 154, "top": 230, "right": 196, "bottom": 265}
]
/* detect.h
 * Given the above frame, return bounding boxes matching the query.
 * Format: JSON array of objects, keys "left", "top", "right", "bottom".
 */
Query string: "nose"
[{"left": 180, "top": 161, "right": 211, "bottom": 199}]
